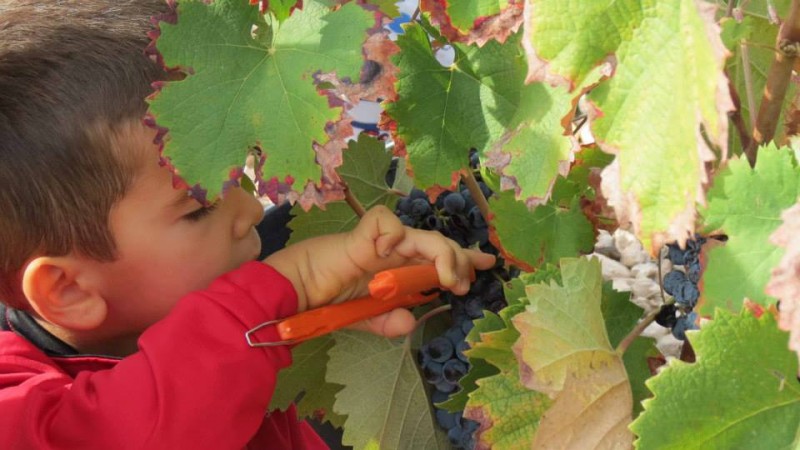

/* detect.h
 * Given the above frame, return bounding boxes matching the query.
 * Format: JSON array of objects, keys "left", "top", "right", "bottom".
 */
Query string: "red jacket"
[{"left": 0, "top": 262, "right": 328, "bottom": 449}]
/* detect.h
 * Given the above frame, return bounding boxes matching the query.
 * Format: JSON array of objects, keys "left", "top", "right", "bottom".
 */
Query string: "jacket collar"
[{"left": 1, "top": 303, "right": 80, "bottom": 356}]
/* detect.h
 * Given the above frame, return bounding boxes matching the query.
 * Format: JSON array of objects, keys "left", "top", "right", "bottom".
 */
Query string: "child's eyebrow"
[{"left": 168, "top": 190, "right": 195, "bottom": 208}]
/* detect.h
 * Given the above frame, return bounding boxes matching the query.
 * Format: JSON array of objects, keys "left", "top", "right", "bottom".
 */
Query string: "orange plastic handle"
[
  {"left": 276, "top": 291, "right": 438, "bottom": 342},
  {"left": 276, "top": 265, "right": 442, "bottom": 343}
]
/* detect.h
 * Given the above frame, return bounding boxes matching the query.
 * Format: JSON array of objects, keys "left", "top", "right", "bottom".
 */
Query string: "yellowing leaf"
[
  {"left": 512, "top": 257, "right": 633, "bottom": 448},
  {"left": 524, "top": 0, "right": 733, "bottom": 251}
]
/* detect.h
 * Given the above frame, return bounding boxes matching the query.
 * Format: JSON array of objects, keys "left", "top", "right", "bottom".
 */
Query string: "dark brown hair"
[{"left": 0, "top": 0, "right": 170, "bottom": 308}]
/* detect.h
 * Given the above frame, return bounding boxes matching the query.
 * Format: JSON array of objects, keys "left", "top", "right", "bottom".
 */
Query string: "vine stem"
[
  {"left": 616, "top": 307, "right": 660, "bottom": 355},
  {"left": 745, "top": 0, "right": 800, "bottom": 167},
  {"left": 461, "top": 170, "right": 491, "bottom": 222},
  {"left": 344, "top": 184, "right": 367, "bottom": 218},
  {"left": 403, "top": 303, "right": 452, "bottom": 352}
]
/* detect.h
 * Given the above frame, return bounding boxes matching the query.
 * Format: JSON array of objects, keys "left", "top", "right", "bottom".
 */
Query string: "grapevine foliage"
[
  {"left": 700, "top": 145, "right": 800, "bottom": 314},
  {"left": 149, "top": 0, "right": 800, "bottom": 448},
  {"left": 631, "top": 309, "right": 800, "bottom": 449},
  {"left": 151, "top": 0, "right": 371, "bottom": 201}
]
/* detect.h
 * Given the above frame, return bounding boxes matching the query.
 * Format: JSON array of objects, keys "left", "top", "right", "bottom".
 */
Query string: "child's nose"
[{"left": 231, "top": 187, "right": 265, "bottom": 240}]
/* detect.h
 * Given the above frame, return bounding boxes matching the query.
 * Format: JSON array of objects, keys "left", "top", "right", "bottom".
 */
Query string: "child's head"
[{"left": 0, "top": 0, "right": 264, "bottom": 352}]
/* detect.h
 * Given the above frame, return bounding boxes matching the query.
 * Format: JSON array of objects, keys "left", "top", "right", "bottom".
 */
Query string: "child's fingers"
[
  {"left": 353, "top": 205, "right": 406, "bottom": 259},
  {"left": 347, "top": 308, "right": 416, "bottom": 337}
]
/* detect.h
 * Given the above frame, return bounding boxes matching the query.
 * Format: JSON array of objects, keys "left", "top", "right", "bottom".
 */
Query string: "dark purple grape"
[
  {"left": 447, "top": 425, "right": 464, "bottom": 447},
  {"left": 687, "top": 260, "right": 701, "bottom": 284},
  {"left": 478, "top": 181, "right": 492, "bottom": 198},
  {"left": 431, "top": 389, "right": 449, "bottom": 404},
  {"left": 673, "top": 281, "right": 699, "bottom": 308},
  {"left": 428, "top": 337, "right": 454, "bottom": 362},
  {"left": 467, "top": 206, "right": 486, "bottom": 228},
  {"left": 411, "top": 198, "right": 432, "bottom": 218},
  {"left": 460, "top": 189, "right": 476, "bottom": 210},
  {"left": 655, "top": 304, "right": 678, "bottom": 329},
  {"left": 423, "top": 361, "right": 444, "bottom": 383},
  {"left": 436, "top": 409, "right": 459, "bottom": 429},
  {"left": 663, "top": 270, "right": 687, "bottom": 296},
  {"left": 445, "top": 326, "right": 466, "bottom": 347},
  {"left": 435, "top": 379, "right": 457, "bottom": 393},
  {"left": 443, "top": 191, "right": 467, "bottom": 214},
  {"left": 667, "top": 244, "right": 686, "bottom": 265},
  {"left": 469, "top": 150, "right": 480, "bottom": 169},
  {"left": 460, "top": 319, "right": 474, "bottom": 335},
  {"left": 464, "top": 297, "right": 484, "bottom": 319},
  {"left": 425, "top": 214, "right": 443, "bottom": 231},
  {"left": 398, "top": 214, "right": 415, "bottom": 227},
  {"left": 487, "top": 298, "right": 506, "bottom": 313},
  {"left": 409, "top": 189, "right": 427, "bottom": 201},
  {"left": 456, "top": 340, "right": 470, "bottom": 363},
  {"left": 443, "top": 360, "right": 468, "bottom": 383},
  {"left": 396, "top": 197, "right": 412, "bottom": 214},
  {"left": 671, "top": 312, "right": 698, "bottom": 340}
]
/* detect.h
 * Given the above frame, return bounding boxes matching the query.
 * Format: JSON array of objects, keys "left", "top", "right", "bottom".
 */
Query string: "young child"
[{"left": 0, "top": 1, "right": 495, "bottom": 448}]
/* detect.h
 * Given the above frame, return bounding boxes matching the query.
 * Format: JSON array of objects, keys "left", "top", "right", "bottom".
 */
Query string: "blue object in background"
[{"left": 388, "top": 13, "right": 411, "bottom": 34}]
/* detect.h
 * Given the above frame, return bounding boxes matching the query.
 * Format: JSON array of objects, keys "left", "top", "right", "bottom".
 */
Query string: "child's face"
[{"left": 85, "top": 126, "right": 265, "bottom": 338}]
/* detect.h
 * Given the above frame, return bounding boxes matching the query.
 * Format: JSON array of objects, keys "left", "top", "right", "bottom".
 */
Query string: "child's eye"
[{"left": 183, "top": 202, "right": 219, "bottom": 222}]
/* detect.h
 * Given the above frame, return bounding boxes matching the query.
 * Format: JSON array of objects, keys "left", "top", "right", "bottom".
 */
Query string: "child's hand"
[{"left": 264, "top": 205, "right": 496, "bottom": 336}]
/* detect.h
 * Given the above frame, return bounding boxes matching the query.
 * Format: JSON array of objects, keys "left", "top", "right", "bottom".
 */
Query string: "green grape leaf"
[
  {"left": 631, "top": 309, "right": 800, "bottom": 449},
  {"left": 327, "top": 331, "right": 449, "bottom": 449},
  {"left": 288, "top": 135, "right": 395, "bottom": 244},
  {"left": 512, "top": 257, "right": 634, "bottom": 448},
  {"left": 266, "top": 0, "right": 301, "bottom": 22},
  {"left": 269, "top": 335, "right": 346, "bottom": 427},
  {"left": 488, "top": 190, "right": 595, "bottom": 271},
  {"left": 447, "top": 0, "right": 508, "bottom": 31},
  {"left": 601, "top": 281, "right": 641, "bottom": 348},
  {"left": 599, "top": 277, "right": 655, "bottom": 418},
  {"left": 151, "top": 0, "right": 371, "bottom": 199},
  {"left": 487, "top": 82, "right": 578, "bottom": 203},
  {"left": 624, "top": 336, "right": 658, "bottom": 418},
  {"left": 700, "top": 145, "right": 800, "bottom": 314},
  {"left": 549, "top": 144, "right": 614, "bottom": 207},
  {"left": 524, "top": 0, "right": 732, "bottom": 251},
  {"left": 386, "top": 26, "right": 572, "bottom": 198}
]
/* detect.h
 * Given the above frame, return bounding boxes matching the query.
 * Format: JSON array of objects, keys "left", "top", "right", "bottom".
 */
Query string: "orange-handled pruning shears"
[{"left": 245, "top": 265, "right": 447, "bottom": 347}]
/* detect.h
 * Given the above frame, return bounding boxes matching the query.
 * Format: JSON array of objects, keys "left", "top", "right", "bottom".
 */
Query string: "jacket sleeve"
[{"left": 0, "top": 262, "right": 299, "bottom": 450}]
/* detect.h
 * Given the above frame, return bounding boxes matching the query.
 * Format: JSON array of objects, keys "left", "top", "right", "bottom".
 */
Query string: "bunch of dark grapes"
[
  {"left": 391, "top": 153, "right": 517, "bottom": 449},
  {"left": 655, "top": 236, "right": 706, "bottom": 340}
]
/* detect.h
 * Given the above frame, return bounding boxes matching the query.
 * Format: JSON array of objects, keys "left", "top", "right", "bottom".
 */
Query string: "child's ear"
[{"left": 21, "top": 256, "right": 107, "bottom": 331}]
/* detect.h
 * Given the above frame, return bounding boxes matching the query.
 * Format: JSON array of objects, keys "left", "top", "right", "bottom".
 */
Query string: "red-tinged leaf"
[
  {"left": 420, "top": 0, "right": 523, "bottom": 47},
  {"left": 317, "top": 31, "right": 400, "bottom": 104}
]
